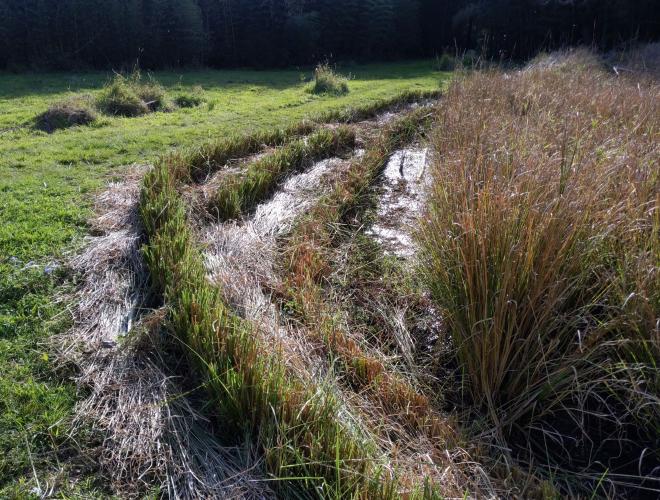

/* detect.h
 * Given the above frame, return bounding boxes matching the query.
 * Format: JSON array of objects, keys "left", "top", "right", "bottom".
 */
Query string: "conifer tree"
[{"left": 364, "top": 0, "right": 396, "bottom": 57}]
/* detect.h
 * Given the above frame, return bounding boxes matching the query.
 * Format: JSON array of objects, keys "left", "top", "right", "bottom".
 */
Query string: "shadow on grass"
[{"left": 0, "top": 60, "right": 442, "bottom": 99}]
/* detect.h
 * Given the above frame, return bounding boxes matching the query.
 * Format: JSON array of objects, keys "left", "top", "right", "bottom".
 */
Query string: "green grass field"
[{"left": 0, "top": 60, "right": 447, "bottom": 495}]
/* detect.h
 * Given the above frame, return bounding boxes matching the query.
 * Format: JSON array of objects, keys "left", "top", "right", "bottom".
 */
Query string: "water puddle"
[{"left": 366, "top": 148, "right": 430, "bottom": 257}]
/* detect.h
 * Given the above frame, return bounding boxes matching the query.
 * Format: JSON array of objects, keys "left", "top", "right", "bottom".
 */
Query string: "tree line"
[{"left": 0, "top": 0, "right": 657, "bottom": 70}]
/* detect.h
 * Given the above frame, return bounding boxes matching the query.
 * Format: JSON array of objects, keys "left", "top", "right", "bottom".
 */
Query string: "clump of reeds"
[
  {"left": 96, "top": 75, "right": 148, "bottom": 116},
  {"left": 309, "top": 63, "right": 350, "bottom": 95},
  {"left": 36, "top": 70, "right": 210, "bottom": 129},
  {"left": 419, "top": 50, "right": 659, "bottom": 494},
  {"left": 173, "top": 85, "right": 205, "bottom": 108},
  {"left": 97, "top": 71, "right": 166, "bottom": 116}
]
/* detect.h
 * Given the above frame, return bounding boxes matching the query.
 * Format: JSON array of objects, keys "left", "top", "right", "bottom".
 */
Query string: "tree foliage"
[{"left": 0, "top": 0, "right": 657, "bottom": 69}]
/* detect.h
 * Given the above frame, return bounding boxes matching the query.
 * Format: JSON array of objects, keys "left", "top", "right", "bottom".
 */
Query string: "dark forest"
[{"left": 1, "top": 0, "right": 658, "bottom": 70}]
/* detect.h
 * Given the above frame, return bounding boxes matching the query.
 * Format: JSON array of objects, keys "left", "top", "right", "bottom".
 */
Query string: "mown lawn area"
[{"left": 0, "top": 60, "right": 448, "bottom": 495}]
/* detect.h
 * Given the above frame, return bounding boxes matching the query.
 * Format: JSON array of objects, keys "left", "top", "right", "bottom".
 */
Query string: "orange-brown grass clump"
[{"left": 419, "top": 50, "right": 659, "bottom": 495}]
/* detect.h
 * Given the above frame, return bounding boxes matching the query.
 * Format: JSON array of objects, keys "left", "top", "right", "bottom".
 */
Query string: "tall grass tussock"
[
  {"left": 96, "top": 75, "right": 149, "bottom": 116},
  {"left": 309, "top": 63, "right": 350, "bottom": 95},
  {"left": 419, "top": 51, "right": 659, "bottom": 494},
  {"left": 96, "top": 71, "right": 166, "bottom": 116},
  {"left": 33, "top": 71, "right": 206, "bottom": 130},
  {"left": 171, "top": 84, "right": 205, "bottom": 109},
  {"left": 34, "top": 95, "right": 97, "bottom": 132}
]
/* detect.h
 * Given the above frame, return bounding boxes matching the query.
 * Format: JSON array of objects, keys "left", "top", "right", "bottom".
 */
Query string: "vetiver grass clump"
[
  {"left": 33, "top": 72, "right": 205, "bottom": 133},
  {"left": 34, "top": 95, "right": 97, "bottom": 132},
  {"left": 419, "top": 51, "right": 659, "bottom": 494},
  {"left": 136, "top": 80, "right": 166, "bottom": 112},
  {"left": 209, "top": 126, "right": 355, "bottom": 220},
  {"left": 309, "top": 63, "right": 350, "bottom": 95},
  {"left": 96, "top": 75, "right": 148, "bottom": 117}
]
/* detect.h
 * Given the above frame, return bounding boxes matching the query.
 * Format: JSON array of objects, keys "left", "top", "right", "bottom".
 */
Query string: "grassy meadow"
[{"left": 0, "top": 60, "right": 448, "bottom": 496}]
